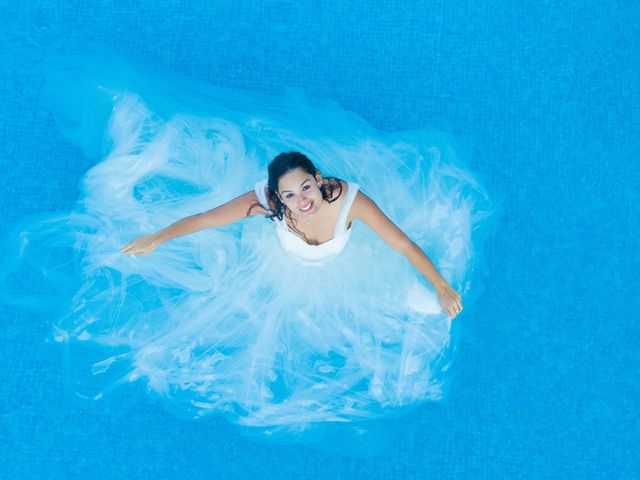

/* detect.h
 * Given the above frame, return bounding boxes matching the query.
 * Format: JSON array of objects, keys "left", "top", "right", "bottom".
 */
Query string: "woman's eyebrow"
[{"left": 280, "top": 179, "right": 310, "bottom": 194}]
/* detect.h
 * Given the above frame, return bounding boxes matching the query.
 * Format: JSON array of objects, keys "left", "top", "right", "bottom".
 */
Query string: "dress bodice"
[{"left": 254, "top": 180, "right": 360, "bottom": 265}]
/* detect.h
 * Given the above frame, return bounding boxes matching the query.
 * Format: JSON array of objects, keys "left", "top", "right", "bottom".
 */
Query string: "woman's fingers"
[
  {"left": 121, "top": 241, "right": 140, "bottom": 254},
  {"left": 121, "top": 238, "right": 151, "bottom": 255},
  {"left": 434, "top": 284, "right": 466, "bottom": 318},
  {"left": 445, "top": 293, "right": 463, "bottom": 319},
  {"left": 437, "top": 286, "right": 459, "bottom": 318}
]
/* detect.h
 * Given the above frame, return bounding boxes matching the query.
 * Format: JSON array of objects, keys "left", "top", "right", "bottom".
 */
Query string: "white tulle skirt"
[{"left": 2, "top": 56, "right": 494, "bottom": 430}]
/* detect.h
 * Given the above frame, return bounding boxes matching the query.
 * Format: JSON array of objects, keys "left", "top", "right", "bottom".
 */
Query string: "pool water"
[{"left": 1, "top": 1, "right": 638, "bottom": 478}]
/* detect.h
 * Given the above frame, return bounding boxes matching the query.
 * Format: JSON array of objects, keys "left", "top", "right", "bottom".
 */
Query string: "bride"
[
  {"left": 1, "top": 56, "right": 492, "bottom": 428},
  {"left": 121, "top": 151, "right": 463, "bottom": 319}
]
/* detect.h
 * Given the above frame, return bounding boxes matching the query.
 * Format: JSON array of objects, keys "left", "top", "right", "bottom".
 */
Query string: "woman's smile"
[
  {"left": 277, "top": 167, "right": 324, "bottom": 217},
  {"left": 299, "top": 201, "right": 314, "bottom": 213}
]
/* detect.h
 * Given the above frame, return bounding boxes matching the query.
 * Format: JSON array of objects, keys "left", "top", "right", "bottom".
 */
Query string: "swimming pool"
[{"left": 1, "top": 1, "right": 638, "bottom": 478}]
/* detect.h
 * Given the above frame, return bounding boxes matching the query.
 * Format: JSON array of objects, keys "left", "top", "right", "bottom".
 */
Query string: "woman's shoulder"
[
  {"left": 236, "top": 190, "right": 268, "bottom": 217},
  {"left": 348, "top": 187, "right": 376, "bottom": 221}
]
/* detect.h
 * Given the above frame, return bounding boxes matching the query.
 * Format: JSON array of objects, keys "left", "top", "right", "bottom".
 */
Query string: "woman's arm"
[
  {"left": 350, "top": 191, "right": 463, "bottom": 318},
  {"left": 121, "top": 191, "right": 266, "bottom": 255}
]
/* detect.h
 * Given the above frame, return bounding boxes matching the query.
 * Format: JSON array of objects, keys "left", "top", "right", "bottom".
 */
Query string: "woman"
[
  {"left": 1, "top": 58, "right": 490, "bottom": 428},
  {"left": 121, "top": 151, "right": 463, "bottom": 319}
]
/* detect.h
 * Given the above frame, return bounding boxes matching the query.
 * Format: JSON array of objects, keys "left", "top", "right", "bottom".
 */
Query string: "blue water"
[{"left": 1, "top": 1, "right": 638, "bottom": 478}]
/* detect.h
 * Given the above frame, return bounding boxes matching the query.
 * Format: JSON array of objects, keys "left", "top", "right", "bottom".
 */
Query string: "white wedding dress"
[{"left": 0, "top": 56, "right": 494, "bottom": 429}]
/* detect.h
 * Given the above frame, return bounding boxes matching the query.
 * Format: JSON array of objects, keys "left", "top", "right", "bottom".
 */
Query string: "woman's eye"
[
  {"left": 286, "top": 193, "right": 294, "bottom": 199},
  {"left": 303, "top": 185, "right": 310, "bottom": 191}
]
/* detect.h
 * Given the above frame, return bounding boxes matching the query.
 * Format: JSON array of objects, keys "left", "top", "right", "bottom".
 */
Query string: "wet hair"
[{"left": 251, "top": 151, "right": 343, "bottom": 241}]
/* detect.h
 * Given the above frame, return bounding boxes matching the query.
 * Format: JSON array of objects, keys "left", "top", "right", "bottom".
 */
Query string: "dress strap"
[
  {"left": 334, "top": 182, "right": 359, "bottom": 235},
  {"left": 255, "top": 180, "right": 288, "bottom": 230},
  {"left": 254, "top": 180, "right": 269, "bottom": 209}
]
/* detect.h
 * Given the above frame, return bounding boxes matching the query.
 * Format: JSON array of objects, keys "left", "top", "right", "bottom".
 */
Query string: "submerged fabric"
[{"left": 1, "top": 56, "right": 492, "bottom": 430}]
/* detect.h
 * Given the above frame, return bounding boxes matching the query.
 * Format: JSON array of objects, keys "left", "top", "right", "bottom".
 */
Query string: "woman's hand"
[
  {"left": 436, "top": 283, "right": 463, "bottom": 319},
  {"left": 121, "top": 234, "right": 160, "bottom": 255}
]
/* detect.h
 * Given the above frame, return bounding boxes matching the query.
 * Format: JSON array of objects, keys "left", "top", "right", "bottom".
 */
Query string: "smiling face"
[{"left": 277, "top": 167, "right": 324, "bottom": 217}]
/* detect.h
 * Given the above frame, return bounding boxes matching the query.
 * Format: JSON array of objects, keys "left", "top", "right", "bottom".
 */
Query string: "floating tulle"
[{"left": 0, "top": 56, "right": 494, "bottom": 429}]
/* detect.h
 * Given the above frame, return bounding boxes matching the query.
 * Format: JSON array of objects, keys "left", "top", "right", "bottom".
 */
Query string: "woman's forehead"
[{"left": 278, "top": 168, "right": 314, "bottom": 191}]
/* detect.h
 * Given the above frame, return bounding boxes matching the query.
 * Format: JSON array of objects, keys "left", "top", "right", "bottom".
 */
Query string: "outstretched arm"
[
  {"left": 350, "top": 191, "right": 463, "bottom": 318},
  {"left": 121, "top": 191, "right": 266, "bottom": 255}
]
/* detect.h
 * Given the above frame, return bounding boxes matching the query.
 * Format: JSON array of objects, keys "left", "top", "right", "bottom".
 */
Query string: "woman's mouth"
[{"left": 299, "top": 201, "right": 314, "bottom": 213}]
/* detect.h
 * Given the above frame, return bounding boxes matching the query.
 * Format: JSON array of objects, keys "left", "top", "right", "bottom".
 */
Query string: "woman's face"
[{"left": 277, "top": 167, "right": 323, "bottom": 217}]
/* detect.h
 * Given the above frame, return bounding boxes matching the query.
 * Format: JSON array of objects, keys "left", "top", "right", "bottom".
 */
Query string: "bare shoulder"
[
  {"left": 348, "top": 190, "right": 380, "bottom": 224},
  {"left": 351, "top": 190, "right": 376, "bottom": 214},
  {"left": 237, "top": 190, "right": 268, "bottom": 217},
  {"left": 348, "top": 190, "right": 409, "bottom": 246}
]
